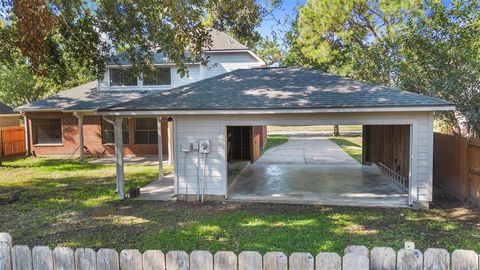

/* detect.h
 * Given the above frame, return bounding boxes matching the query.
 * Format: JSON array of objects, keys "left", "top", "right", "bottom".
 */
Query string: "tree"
[
  {"left": 254, "top": 36, "right": 283, "bottom": 66},
  {"left": 285, "top": 0, "right": 480, "bottom": 137},
  {"left": 397, "top": 0, "right": 480, "bottom": 137},
  {"left": 204, "top": 0, "right": 282, "bottom": 47}
]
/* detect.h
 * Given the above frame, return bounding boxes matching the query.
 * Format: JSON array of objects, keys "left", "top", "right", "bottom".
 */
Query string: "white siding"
[
  {"left": 98, "top": 51, "right": 264, "bottom": 91},
  {"left": 174, "top": 112, "right": 434, "bottom": 203}
]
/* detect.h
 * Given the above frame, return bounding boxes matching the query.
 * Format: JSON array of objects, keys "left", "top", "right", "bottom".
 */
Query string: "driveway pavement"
[{"left": 256, "top": 136, "right": 359, "bottom": 165}]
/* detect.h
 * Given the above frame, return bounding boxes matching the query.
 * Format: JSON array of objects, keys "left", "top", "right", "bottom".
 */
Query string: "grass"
[
  {"left": 261, "top": 135, "right": 289, "bottom": 154},
  {"left": 329, "top": 136, "right": 363, "bottom": 163},
  {"left": 1, "top": 157, "right": 479, "bottom": 254},
  {"left": 268, "top": 125, "right": 362, "bottom": 133}
]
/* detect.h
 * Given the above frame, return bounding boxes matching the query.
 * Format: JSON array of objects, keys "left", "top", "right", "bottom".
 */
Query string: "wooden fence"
[
  {"left": 1, "top": 233, "right": 479, "bottom": 270},
  {"left": 0, "top": 126, "right": 26, "bottom": 158},
  {"left": 433, "top": 132, "right": 480, "bottom": 205}
]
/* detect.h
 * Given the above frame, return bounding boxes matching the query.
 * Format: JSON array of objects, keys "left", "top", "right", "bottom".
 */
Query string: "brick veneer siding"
[{"left": 25, "top": 112, "right": 169, "bottom": 157}]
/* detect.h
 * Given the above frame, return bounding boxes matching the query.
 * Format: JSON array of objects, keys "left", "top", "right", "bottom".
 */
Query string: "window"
[
  {"left": 135, "top": 118, "right": 157, "bottom": 144},
  {"left": 143, "top": 67, "right": 171, "bottom": 86},
  {"left": 32, "top": 119, "right": 62, "bottom": 144},
  {"left": 101, "top": 119, "right": 129, "bottom": 144},
  {"left": 109, "top": 68, "right": 137, "bottom": 86}
]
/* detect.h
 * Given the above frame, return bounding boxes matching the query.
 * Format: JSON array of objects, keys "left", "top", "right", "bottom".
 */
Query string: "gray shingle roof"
[
  {"left": 15, "top": 81, "right": 146, "bottom": 111},
  {"left": 108, "top": 29, "right": 248, "bottom": 65},
  {"left": 0, "top": 102, "right": 16, "bottom": 114},
  {"left": 99, "top": 67, "right": 453, "bottom": 112}
]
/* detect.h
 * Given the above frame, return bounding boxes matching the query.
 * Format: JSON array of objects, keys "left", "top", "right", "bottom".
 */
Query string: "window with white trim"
[
  {"left": 109, "top": 68, "right": 137, "bottom": 86},
  {"left": 143, "top": 67, "right": 171, "bottom": 86},
  {"left": 101, "top": 119, "right": 130, "bottom": 144},
  {"left": 134, "top": 118, "right": 157, "bottom": 144},
  {"left": 32, "top": 118, "right": 62, "bottom": 144}
]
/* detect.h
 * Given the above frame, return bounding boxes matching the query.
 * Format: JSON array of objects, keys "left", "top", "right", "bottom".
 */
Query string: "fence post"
[
  {"left": 238, "top": 251, "right": 262, "bottom": 270},
  {"left": 397, "top": 248, "right": 423, "bottom": 270},
  {"left": 263, "top": 252, "right": 287, "bottom": 270},
  {"left": 12, "top": 245, "right": 33, "bottom": 270},
  {"left": 315, "top": 252, "right": 340, "bottom": 270},
  {"left": 166, "top": 251, "right": 189, "bottom": 270},
  {"left": 370, "top": 247, "right": 396, "bottom": 270},
  {"left": 96, "top": 249, "right": 119, "bottom": 270},
  {"left": 119, "top": 250, "right": 142, "bottom": 270},
  {"left": 344, "top": 246, "right": 369, "bottom": 256},
  {"left": 75, "top": 248, "right": 96, "bottom": 270},
  {"left": 214, "top": 251, "right": 237, "bottom": 270},
  {"left": 451, "top": 250, "right": 478, "bottom": 270},
  {"left": 32, "top": 246, "right": 53, "bottom": 270},
  {"left": 343, "top": 253, "right": 368, "bottom": 270},
  {"left": 0, "top": 234, "right": 12, "bottom": 247},
  {"left": 0, "top": 242, "right": 11, "bottom": 270},
  {"left": 143, "top": 250, "right": 165, "bottom": 270},
  {"left": 424, "top": 248, "right": 450, "bottom": 270},
  {"left": 53, "top": 247, "right": 74, "bottom": 270},
  {"left": 190, "top": 251, "right": 212, "bottom": 270},
  {"left": 289, "top": 253, "right": 313, "bottom": 270}
]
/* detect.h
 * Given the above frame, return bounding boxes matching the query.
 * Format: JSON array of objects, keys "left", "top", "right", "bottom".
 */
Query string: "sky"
[{"left": 256, "top": 0, "right": 306, "bottom": 40}]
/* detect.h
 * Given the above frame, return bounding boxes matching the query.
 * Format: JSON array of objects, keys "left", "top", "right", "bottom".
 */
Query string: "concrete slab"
[
  {"left": 135, "top": 175, "right": 175, "bottom": 201},
  {"left": 89, "top": 155, "right": 169, "bottom": 166},
  {"left": 229, "top": 136, "right": 408, "bottom": 207},
  {"left": 227, "top": 164, "right": 408, "bottom": 207},
  {"left": 257, "top": 136, "right": 358, "bottom": 165}
]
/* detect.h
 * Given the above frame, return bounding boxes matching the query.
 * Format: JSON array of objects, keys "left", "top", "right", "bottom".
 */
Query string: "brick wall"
[{"left": 26, "top": 112, "right": 169, "bottom": 157}]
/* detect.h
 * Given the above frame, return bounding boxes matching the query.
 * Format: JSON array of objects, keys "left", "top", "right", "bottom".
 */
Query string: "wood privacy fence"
[
  {"left": 0, "top": 126, "right": 26, "bottom": 158},
  {"left": 433, "top": 132, "right": 480, "bottom": 205},
  {"left": 1, "top": 233, "right": 479, "bottom": 270}
]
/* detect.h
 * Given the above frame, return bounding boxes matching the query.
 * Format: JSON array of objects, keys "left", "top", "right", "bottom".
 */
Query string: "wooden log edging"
[{"left": 0, "top": 233, "right": 479, "bottom": 270}]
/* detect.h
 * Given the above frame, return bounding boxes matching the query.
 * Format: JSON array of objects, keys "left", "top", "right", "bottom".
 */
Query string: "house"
[
  {"left": 16, "top": 29, "right": 265, "bottom": 160},
  {"left": 95, "top": 67, "right": 454, "bottom": 208},
  {"left": 16, "top": 31, "right": 455, "bottom": 209},
  {"left": 0, "top": 102, "right": 21, "bottom": 127}
]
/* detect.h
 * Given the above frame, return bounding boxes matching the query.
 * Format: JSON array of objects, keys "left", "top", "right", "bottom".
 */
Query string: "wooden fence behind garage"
[
  {"left": 0, "top": 125, "right": 26, "bottom": 158},
  {"left": 433, "top": 132, "right": 480, "bottom": 205}
]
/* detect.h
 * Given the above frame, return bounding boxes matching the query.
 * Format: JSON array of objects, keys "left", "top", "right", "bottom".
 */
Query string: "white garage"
[{"left": 99, "top": 67, "right": 455, "bottom": 208}]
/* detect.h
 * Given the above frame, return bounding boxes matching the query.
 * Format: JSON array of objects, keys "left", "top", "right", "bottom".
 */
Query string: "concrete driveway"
[
  {"left": 256, "top": 136, "right": 359, "bottom": 165},
  {"left": 228, "top": 135, "right": 408, "bottom": 207}
]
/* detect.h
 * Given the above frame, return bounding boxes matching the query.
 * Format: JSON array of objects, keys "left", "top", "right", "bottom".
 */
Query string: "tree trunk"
[{"left": 333, "top": 125, "right": 340, "bottom": 137}]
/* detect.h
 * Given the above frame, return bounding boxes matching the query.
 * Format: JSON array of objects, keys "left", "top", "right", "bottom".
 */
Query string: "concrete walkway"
[
  {"left": 256, "top": 136, "right": 359, "bottom": 165},
  {"left": 89, "top": 155, "right": 169, "bottom": 166},
  {"left": 135, "top": 175, "right": 175, "bottom": 201}
]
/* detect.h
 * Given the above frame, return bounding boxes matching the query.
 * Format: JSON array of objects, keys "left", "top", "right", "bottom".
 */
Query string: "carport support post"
[
  {"left": 114, "top": 116, "right": 125, "bottom": 199},
  {"left": 167, "top": 119, "right": 174, "bottom": 165},
  {"left": 73, "top": 112, "right": 85, "bottom": 163},
  {"left": 157, "top": 117, "right": 164, "bottom": 180}
]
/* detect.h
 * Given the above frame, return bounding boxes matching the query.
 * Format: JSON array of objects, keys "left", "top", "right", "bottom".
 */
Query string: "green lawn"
[
  {"left": 329, "top": 136, "right": 363, "bottom": 163},
  {"left": 1, "top": 157, "right": 479, "bottom": 254},
  {"left": 261, "top": 135, "right": 289, "bottom": 154}
]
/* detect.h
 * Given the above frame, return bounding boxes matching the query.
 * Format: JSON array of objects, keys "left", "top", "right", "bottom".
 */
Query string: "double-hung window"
[
  {"left": 32, "top": 119, "right": 62, "bottom": 144},
  {"left": 135, "top": 118, "right": 157, "bottom": 144},
  {"left": 101, "top": 118, "right": 129, "bottom": 144}
]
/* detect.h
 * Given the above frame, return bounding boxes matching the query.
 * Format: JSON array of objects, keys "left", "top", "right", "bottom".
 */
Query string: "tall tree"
[{"left": 204, "top": 0, "right": 282, "bottom": 47}]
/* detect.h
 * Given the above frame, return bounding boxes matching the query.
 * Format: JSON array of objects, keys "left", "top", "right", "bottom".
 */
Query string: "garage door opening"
[{"left": 226, "top": 125, "right": 410, "bottom": 207}]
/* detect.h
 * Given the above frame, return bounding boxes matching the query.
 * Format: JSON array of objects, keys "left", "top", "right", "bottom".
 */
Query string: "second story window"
[
  {"left": 109, "top": 68, "right": 137, "bottom": 86},
  {"left": 143, "top": 67, "right": 172, "bottom": 86}
]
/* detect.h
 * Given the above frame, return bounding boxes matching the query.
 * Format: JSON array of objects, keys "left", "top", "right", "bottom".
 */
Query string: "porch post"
[
  {"left": 78, "top": 114, "right": 85, "bottom": 163},
  {"left": 157, "top": 116, "right": 164, "bottom": 180},
  {"left": 114, "top": 116, "right": 125, "bottom": 199},
  {"left": 167, "top": 119, "right": 174, "bottom": 165}
]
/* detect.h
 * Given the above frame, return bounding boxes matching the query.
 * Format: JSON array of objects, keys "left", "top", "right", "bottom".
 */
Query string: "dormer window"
[
  {"left": 143, "top": 67, "right": 172, "bottom": 86},
  {"left": 109, "top": 68, "right": 137, "bottom": 86}
]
